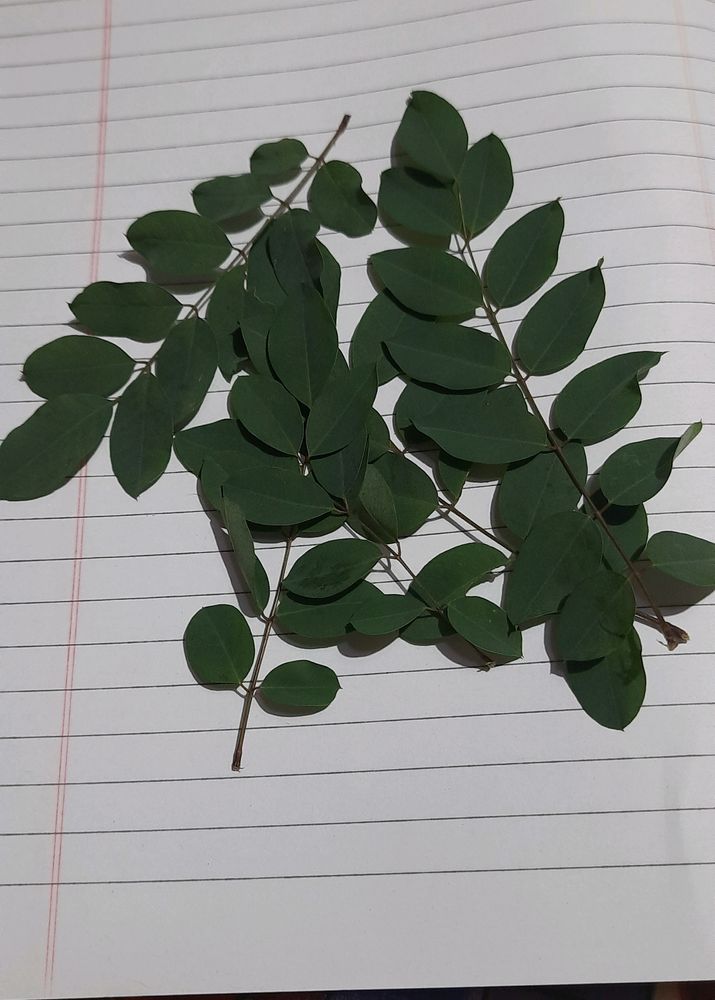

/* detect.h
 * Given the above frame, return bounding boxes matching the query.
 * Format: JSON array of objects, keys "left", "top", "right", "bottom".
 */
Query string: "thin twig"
[{"left": 232, "top": 533, "right": 294, "bottom": 771}]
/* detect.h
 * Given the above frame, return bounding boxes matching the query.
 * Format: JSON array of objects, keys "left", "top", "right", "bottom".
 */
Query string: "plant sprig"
[{"left": 1, "top": 91, "right": 713, "bottom": 769}]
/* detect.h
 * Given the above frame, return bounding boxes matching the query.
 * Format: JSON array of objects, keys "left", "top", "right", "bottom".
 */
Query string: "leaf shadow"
[
  {"left": 635, "top": 565, "right": 713, "bottom": 615},
  {"left": 118, "top": 250, "right": 216, "bottom": 294}
]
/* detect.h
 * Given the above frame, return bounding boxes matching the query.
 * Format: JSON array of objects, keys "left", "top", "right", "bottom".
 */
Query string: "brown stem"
[
  {"left": 191, "top": 114, "right": 351, "bottom": 319},
  {"left": 436, "top": 497, "right": 515, "bottom": 552},
  {"left": 455, "top": 235, "right": 686, "bottom": 649},
  {"left": 231, "top": 533, "right": 293, "bottom": 771}
]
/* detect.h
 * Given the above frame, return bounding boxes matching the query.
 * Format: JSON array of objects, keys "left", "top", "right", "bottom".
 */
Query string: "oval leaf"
[
  {"left": 386, "top": 324, "right": 511, "bottom": 390},
  {"left": 192, "top": 174, "right": 271, "bottom": 223},
  {"left": 371, "top": 247, "right": 482, "bottom": 316},
  {"left": 268, "top": 285, "right": 338, "bottom": 406},
  {"left": 229, "top": 374, "right": 304, "bottom": 456},
  {"left": 599, "top": 422, "right": 701, "bottom": 506},
  {"left": 414, "top": 385, "right": 547, "bottom": 463},
  {"left": 126, "top": 210, "right": 231, "bottom": 278},
  {"left": 553, "top": 351, "right": 662, "bottom": 444},
  {"left": 174, "top": 418, "right": 290, "bottom": 477},
  {"left": 309, "top": 160, "right": 376, "bottom": 237},
  {"left": 395, "top": 90, "right": 467, "bottom": 181},
  {"left": 259, "top": 660, "right": 340, "bottom": 710},
  {"left": 351, "top": 590, "right": 424, "bottom": 635},
  {"left": 70, "top": 281, "right": 181, "bottom": 343},
  {"left": 311, "top": 432, "right": 368, "bottom": 499},
  {"left": 410, "top": 541, "right": 507, "bottom": 609},
  {"left": 155, "top": 317, "right": 217, "bottom": 429},
  {"left": 565, "top": 629, "right": 645, "bottom": 730},
  {"left": 110, "top": 373, "right": 174, "bottom": 498},
  {"left": 378, "top": 167, "right": 460, "bottom": 236},
  {"left": 284, "top": 538, "right": 381, "bottom": 599},
  {"left": 23, "top": 335, "right": 134, "bottom": 399},
  {"left": 183, "top": 604, "right": 254, "bottom": 686},
  {"left": 0, "top": 394, "right": 111, "bottom": 501},
  {"left": 505, "top": 511, "right": 603, "bottom": 625},
  {"left": 277, "top": 581, "right": 377, "bottom": 640},
  {"left": 515, "top": 264, "right": 605, "bottom": 375},
  {"left": 372, "top": 452, "right": 437, "bottom": 537},
  {"left": 483, "top": 201, "right": 564, "bottom": 308},
  {"left": 555, "top": 571, "right": 636, "bottom": 661},
  {"left": 400, "top": 611, "right": 455, "bottom": 645},
  {"left": 643, "top": 531, "right": 715, "bottom": 587},
  {"left": 497, "top": 443, "right": 587, "bottom": 541},
  {"left": 223, "top": 469, "right": 332, "bottom": 526},
  {"left": 250, "top": 138, "right": 308, "bottom": 179},
  {"left": 267, "top": 209, "right": 322, "bottom": 295},
  {"left": 447, "top": 596, "right": 522, "bottom": 659},
  {"left": 456, "top": 134, "right": 513, "bottom": 238},
  {"left": 306, "top": 364, "right": 378, "bottom": 457}
]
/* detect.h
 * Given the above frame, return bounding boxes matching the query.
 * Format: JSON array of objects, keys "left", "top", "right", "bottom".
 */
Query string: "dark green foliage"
[
  {"left": 70, "top": 281, "right": 181, "bottom": 342},
  {"left": 155, "top": 317, "right": 217, "bottom": 428},
  {"left": 5, "top": 91, "right": 709, "bottom": 769},
  {"left": 23, "top": 336, "right": 135, "bottom": 399},
  {"left": 126, "top": 210, "right": 231, "bottom": 278},
  {"left": 0, "top": 394, "right": 112, "bottom": 501},
  {"left": 183, "top": 605, "right": 255, "bottom": 686},
  {"left": 110, "top": 373, "right": 174, "bottom": 498},
  {"left": 309, "top": 161, "right": 376, "bottom": 237}
]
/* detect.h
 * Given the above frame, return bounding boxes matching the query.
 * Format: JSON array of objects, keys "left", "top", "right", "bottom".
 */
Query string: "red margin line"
[{"left": 43, "top": 1, "right": 113, "bottom": 992}]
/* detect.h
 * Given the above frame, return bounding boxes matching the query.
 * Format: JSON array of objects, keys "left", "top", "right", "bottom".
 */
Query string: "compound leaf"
[
  {"left": 183, "top": 604, "right": 254, "bottom": 686},
  {"left": 0, "top": 394, "right": 111, "bottom": 501},
  {"left": 23, "top": 335, "right": 134, "bottom": 399}
]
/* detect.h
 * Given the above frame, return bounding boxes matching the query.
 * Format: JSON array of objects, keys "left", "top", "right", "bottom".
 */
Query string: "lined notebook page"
[{"left": 1, "top": 0, "right": 714, "bottom": 996}]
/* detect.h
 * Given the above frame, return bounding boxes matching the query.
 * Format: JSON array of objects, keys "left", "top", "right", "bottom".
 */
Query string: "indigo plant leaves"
[{"left": 3, "top": 89, "right": 711, "bottom": 771}]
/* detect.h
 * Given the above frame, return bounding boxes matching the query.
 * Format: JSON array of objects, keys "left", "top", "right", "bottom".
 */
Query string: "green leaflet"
[
  {"left": 349, "top": 292, "right": 427, "bottom": 385},
  {"left": 0, "top": 394, "right": 111, "bottom": 501},
  {"left": 565, "top": 629, "right": 645, "bottom": 730},
  {"left": 277, "top": 581, "right": 377, "bottom": 640},
  {"left": 173, "top": 418, "right": 292, "bottom": 477},
  {"left": 553, "top": 351, "right": 662, "bottom": 444},
  {"left": 222, "top": 491, "right": 270, "bottom": 614},
  {"left": 259, "top": 660, "right": 340, "bottom": 710},
  {"left": 514, "top": 264, "right": 605, "bottom": 375},
  {"left": 593, "top": 493, "right": 649, "bottom": 574},
  {"left": 436, "top": 452, "right": 471, "bottom": 502},
  {"left": 309, "top": 160, "right": 376, "bottom": 237},
  {"left": 155, "top": 317, "right": 217, "bottom": 429},
  {"left": 205, "top": 266, "right": 246, "bottom": 380},
  {"left": 192, "top": 174, "right": 271, "bottom": 223},
  {"left": 643, "top": 531, "right": 715, "bottom": 587},
  {"left": 311, "top": 432, "right": 368, "bottom": 499},
  {"left": 110, "top": 373, "right": 174, "bottom": 499},
  {"left": 306, "top": 364, "right": 378, "bottom": 456},
  {"left": 351, "top": 590, "right": 424, "bottom": 635},
  {"left": 250, "top": 138, "right": 308, "bottom": 179},
  {"left": 505, "top": 511, "right": 603, "bottom": 625},
  {"left": 447, "top": 596, "right": 522, "bottom": 660},
  {"left": 372, "top": 452, "right": 438, "bottom": 537},
  {"left": 223, "top": 468, "right": 333, "bottom": 526},
  {"left": 599, "top": 422, "right": 701, "bottom": 506},
  {"left": 386, "top": 324, "right": 511, "bottom": 390},
  {"left": 378, "top": 167, "right": 460, "bottom": 236},
  {"left": 267, "top": 285, "right": 338, "bottom": 406},
  {"left": 395, "top": 90, "right": 467, "bottom": 181},
  {"left": 410, "top": 541, "right": 507, "bottom": 609},
  {"left": 349, "top": 463, "right": 399, "bottom": 544},
  {"left": 23, "top": 335, "right": 135, "bottom": 399},
  {"left": 183, "top": 604, "right": 254, "bottom": 686},
  {"left": 483, "top": 201, "right": 564, "bottom": 309},
  {"left": 400, "top": 611, "right": 455, "bottom": 645},
  {"left": 497, "top": 443, "right": 587, "bottom": 541},
  {"left": 298, "top": 512, "right": 347, "bottom": 538},
  {"left": 555, "top": 570, "right": 636, "bottom": 661},
  {"left": 229, "top": 374, "right": 304, "bottom": 455},
  {"left": 126, "top": 210, "right": 231, "bottom": 278},
  {"left": 69, "top": 281, "right": 181, "bottom": 342},
  {"left": 284, "top": 538, "right": 382, "bottom": 599},
  {"left": 267, "top": 209, "right": 322, "bottom": 294},
  {"left": 414, "top": 385, "right": 547, "bottom": 463},
  {"left": 371, "top": 247, "right": 482, "bottom": 316},
  {"left": 393, "top": 379, "right": 445, "bottom": 442},
  {"left": 456, "top": 133, "right": 513, "bottom": 238}
]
